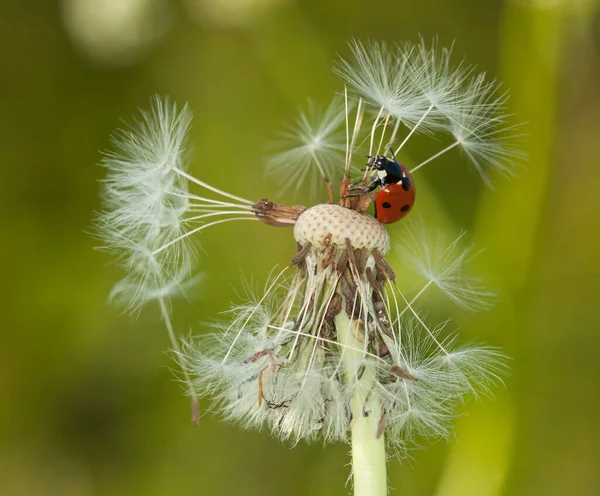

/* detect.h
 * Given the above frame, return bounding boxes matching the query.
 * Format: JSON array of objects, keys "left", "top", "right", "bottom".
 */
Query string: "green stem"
[{"left": 336, "top": 311, "right": 387, "bottom": 496}]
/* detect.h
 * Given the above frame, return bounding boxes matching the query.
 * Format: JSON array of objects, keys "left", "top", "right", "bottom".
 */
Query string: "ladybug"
[{"left": 351, "top": 154, "right": 416, "bottom": 224}]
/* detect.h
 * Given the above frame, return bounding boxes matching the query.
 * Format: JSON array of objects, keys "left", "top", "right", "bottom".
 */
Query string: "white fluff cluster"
[
  {"left": 267, "top": 38, "right": 523, "bottom": 195},
  {"left": 397, "top": 222, "right": 496, "bottom": 311},
  {"left": 96, "top": 97, "right": 198, "bottom": 312},
  {"left": 182, "top": 236, "right": 506, "bottom": 448},
  {"left": 266, "top": 97, "right": 349, "bottom": 199},
  {"left": 336, "top": 38, "right": 524, "bottom": 181},
  {"left": 96, "top": 96, "right": 256, "bottom": 313}
]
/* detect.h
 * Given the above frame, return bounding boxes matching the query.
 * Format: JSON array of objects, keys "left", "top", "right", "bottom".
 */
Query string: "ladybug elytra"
[{"left": 374, "top": 163, "right": 415, "bottom": 224}]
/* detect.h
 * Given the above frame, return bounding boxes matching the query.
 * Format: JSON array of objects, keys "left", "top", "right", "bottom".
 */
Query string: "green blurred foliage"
[{"left": 1, "top": 0, "right": 599, "bottom": 495}]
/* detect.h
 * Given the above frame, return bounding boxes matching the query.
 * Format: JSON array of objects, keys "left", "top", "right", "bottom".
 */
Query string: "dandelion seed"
[
  {"left": 334, "top": 39, "right": 430, "bottom": 127},
  {"left": 441, "top": 73, "right": 526, "bottom": 185},
  {"left": 266, "top": 96, "right": 349, "bottom": 201},
  {"left": 335, "top": 39, "right": 523, "bottom": 182},
  {"left": 95, "top": 96, "right": 258, "bottom": 423},
  {"left": 397, "top": 221, "right": 496, "bottom": 311},
  {"left": 97, "top": 38, "right": 520, "bottom": 496}
]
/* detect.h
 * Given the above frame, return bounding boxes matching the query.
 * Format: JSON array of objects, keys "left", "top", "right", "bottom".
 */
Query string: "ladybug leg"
[
  {"left": 341, "top": 191, "right": 366, "bottom": 198},
  {"left": 361, "top": 178, "right": 382, "bottom": 193},
  {"left": 343, "top": 178, "right": 382, "bottom": 198}
]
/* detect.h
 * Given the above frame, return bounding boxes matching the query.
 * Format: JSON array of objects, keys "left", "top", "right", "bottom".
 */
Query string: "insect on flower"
[
  {"left": 346, "top": 151, "right": 416, "bottom": 223},
  {"left": 96, "top": 37, "right": 523, "bottom": 495}
]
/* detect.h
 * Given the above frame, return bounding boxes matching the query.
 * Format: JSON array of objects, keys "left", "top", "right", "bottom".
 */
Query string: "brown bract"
[{"left": 252, "top": 199, "right": 306, "bottom": 227}]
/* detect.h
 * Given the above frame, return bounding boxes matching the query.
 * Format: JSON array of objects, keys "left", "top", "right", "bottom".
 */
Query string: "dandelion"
[{"left": 96, "top": 39, "right": 521, "bottom": 495}]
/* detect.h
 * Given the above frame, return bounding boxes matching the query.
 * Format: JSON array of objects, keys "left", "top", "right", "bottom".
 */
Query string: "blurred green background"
[{"left": 1, "top": 0, "right": 600, "bottom": 495}]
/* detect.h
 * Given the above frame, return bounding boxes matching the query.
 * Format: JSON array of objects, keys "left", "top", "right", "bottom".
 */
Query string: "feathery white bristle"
[
  {"left": 441, "top": 73, "right": 526, "bottom": 185},
  {"left": 335, "top": 38, "right": 523, "bottom": 185},
  {"left": 266, "top": 96, "right": 349, "bottom": 199},
  {"left": 181, "top": 239, "right": 507, "bottom": 449},
  {"left": 396, "top": 221, "right": 496, "bottom": 312},
  {"left": 334, "top": 39, "right": 431, "bottom": 127},
  {"left": 96, "top": 96, "right": 255, "bottom": 312}
]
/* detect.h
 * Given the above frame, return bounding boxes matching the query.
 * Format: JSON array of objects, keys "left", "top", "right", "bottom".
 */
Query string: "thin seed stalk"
[{"left": 336, "top": 310, "right": 387, "bottom": 496}]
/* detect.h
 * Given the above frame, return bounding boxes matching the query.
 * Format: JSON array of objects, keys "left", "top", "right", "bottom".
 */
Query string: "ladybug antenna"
[{"left": 385, "top": 142, "right": 398, "bottom": 162}]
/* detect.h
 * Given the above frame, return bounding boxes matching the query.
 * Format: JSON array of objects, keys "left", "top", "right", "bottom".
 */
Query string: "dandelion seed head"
[
  {"left": 97, "top": 38, "right": 516, "bottom": 458},
  {"left": 374, "top": 319, "right": 506, "bottom": 446},
  {"left": 406, "top": 37, "right": 472, "bottom": 117},
  {"left": 434, "top": 343, "right": 509, "bottom": 399},
  {"left": 96, "top": 97, "right": 198, "bottom": 312}
]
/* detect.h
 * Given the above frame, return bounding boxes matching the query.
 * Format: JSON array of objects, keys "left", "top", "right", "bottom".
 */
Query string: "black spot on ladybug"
[
  {"left": 382, "top": 202, "right": 392, "bottom": 209},
  {"left": 400, "top": 205, "right": 410, "bottom": 212},
  {"left": 401, "top": 178, "right": 411, "bottom": 191}
]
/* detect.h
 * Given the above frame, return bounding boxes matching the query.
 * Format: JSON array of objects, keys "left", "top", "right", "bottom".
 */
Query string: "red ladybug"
[
  {"left": 375, "top": 164, "right": 416, "bottom": 224},
  {"left": 362, "top": 155, "right": 415, "bottom": 224},
  {"left": 349, "top": 154, "right": 416, "bottom": 224}
]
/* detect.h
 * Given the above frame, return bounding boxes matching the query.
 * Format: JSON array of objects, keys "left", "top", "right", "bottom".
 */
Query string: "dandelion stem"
[
  {"left": 267, "top": 325, "right": 387, "bottom": 364},
  {"left": 152, "top": 217, "right": 258, "bottom": 255},
  {"left": 399, "top": 279, "right": 434, "bottom": 316},
  {"left": 309, "top": 150, "right": 334, "bottom": 203},
  {"left": 336, "top": 311, "right": 387, "bottom": 496},
  {"left": 368, "top": 106, "right": 386, "bottom": 156},
  {"left": 395, "top": 103, "right": 434, "bottom": 154},
  {"left": 158, "top": 297, "right": 199, "bottom": 425},
  {"left": 168, "top": 165, "right": 254, "bottom": 205},
  {"left": 184, "top": 211, "right": 256, "bottom": 224},
  {"left": 410, "top": 140, "right": 460, "bottom": 173}
]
